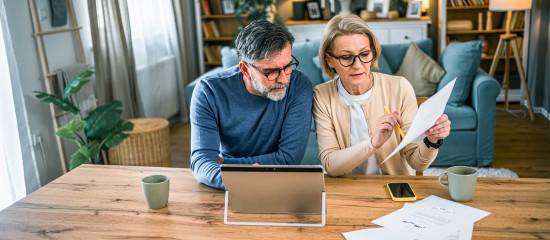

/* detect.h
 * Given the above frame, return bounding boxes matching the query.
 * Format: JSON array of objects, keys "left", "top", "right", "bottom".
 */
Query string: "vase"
[
  {"left": 396, "top": 1, "right": 407, "bottom": 18},
  {"left": 339, "top": 0, "right": 352, "bottom": 15}
]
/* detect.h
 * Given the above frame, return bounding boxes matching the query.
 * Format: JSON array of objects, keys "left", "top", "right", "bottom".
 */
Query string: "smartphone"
[{"left": 387, "top": 182, "right": 417, "bottom": 201}]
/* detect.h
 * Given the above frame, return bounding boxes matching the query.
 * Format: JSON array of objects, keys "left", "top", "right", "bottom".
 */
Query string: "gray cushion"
[{"left": 396, "top": 43, "right": 444, "bottom": 97}]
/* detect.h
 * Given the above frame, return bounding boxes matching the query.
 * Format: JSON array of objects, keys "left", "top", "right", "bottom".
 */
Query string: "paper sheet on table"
[
  {"left": 342, "top": 201, "right": 474, "bottom": 240},
  {"left": 371, "top": 195, "right": 490, "bottom": 240},
  {"left": 381, "top": 79, "right": 457, "bottom": 164}
]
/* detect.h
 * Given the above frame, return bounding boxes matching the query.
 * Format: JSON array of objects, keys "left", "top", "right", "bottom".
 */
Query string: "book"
[
  {"left": 208, "top": 21, "right": 221, "bottom": 38},
  {"left": 209, "top": 0, "right": 223, "bottom": 15},
  {"left": 201, "top": 22, "right": 213, "bottom": 39},
  {"left": 203, "top": 45, "right": 216, "bottom": 63},
  {"left": 201, "top": 0, "right": 211, "bottom": 16}
]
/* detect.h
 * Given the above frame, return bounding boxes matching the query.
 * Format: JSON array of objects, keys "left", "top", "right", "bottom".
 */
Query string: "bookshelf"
[
  {"left": 438, "top": 0, "right": 529, "bottom": 100},
  {"left": 195, "top": 0, "right": 242, "bottom": 73}
]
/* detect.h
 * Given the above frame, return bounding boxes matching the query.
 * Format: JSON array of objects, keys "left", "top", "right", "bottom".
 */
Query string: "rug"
[{"left": 423, "top": 167, "right": 519, "bottom": 178}]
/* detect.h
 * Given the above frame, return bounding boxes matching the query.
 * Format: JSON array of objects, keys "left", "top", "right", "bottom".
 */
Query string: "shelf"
[
  {"left": 447, "top": 29, "right": 524, "bottom": 34},
  {"left": 201, "top": 14, "right": 246, "bottom": 20},
  {"left": 203, "top": 37, "right": 233, "bottom": 42},
  {"left": 286, "top": 16, "right": 432, "bottom": 25},
  {"left": 447, "top": 5, "right": 488, "bottom": 10}
]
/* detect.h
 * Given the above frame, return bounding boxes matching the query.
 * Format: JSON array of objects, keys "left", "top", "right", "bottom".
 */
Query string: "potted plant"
[
  {"left": 233, "top": 0, "right": 284, "bottom": 38},
  {"left": 35, "top": 66, "right": 134, "bottom": 170}
]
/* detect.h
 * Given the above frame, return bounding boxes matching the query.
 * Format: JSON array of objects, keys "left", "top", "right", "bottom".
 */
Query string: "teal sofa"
[{"left": 185, "top": 39, "right": 500, "bottom": 167}]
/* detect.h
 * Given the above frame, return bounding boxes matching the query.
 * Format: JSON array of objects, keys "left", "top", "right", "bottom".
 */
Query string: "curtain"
[
  {"left": 172, "top": 0, "right": 201, "bottom": 122},
  {"left": 88, "top": 0, "right": 144, "bottom": 118},
  {"left": 127, "top": 0, "right": 182, "bottom": 119},
  {"left": 527, "top": 0, "right": 550, "bottom": 113},
  {"left": 0, "top": 0, "right": 40, "bottom": 211}
]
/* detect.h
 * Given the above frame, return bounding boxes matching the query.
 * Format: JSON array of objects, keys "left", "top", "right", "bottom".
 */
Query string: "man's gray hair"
[{"left": 235, "top": 20, "right": 295, "bottom": 63}]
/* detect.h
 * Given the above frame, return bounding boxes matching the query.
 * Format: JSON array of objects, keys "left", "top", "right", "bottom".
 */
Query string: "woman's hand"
[
  {"left": 425, "top": 114, "right": 451, "bottom": 143},
  {"left": 371, "top": 111, "right": 403, "bottom": 149}
]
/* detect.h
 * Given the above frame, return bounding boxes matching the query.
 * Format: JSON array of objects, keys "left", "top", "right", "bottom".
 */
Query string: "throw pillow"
[
  {"left": 437, "top": 40, "right": 482, "bottom": 106},
  {"left": 312, "top": 56, "right": 332, "bottom": 82},
  {"left": 396, "top": 43, "right": 445, "bottom": 97},
  {"left": 221, "top": 47, "right": 239, "bottom": 68},
  {"left": 371, "top": 53, "right": 392, "bottom": 75}
]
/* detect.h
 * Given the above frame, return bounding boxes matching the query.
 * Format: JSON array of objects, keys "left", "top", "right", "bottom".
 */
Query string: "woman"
[{"left": 313, "top": 14, "right": 451, "bottom": 176}]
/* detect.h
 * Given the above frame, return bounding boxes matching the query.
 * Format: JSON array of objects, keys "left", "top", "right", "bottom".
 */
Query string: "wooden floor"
[{"left": 170, "top": 104, "right": 550, "bottom": 178}]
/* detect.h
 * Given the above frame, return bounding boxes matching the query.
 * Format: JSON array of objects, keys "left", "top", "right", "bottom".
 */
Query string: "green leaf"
[
  {"left": 85, "top": 101, "right": 123, "bottom": 139},
  {"left": 56, "top": 119, "right": 86, "bottom": 139},
  {"left": 69, "top": 150, "right": 90, "bottom": 170},
  {"left": 78, "top": 141, "right": 101, "bottom": 159},
  {"left": 103, "top": 120, "right": 134, "bottom": 149},
  {"left": 35, "top": 91, "right": 79, "bottom": 114},
  {"left": 62, "top": 67, "right": 95, "bottom": 99}
]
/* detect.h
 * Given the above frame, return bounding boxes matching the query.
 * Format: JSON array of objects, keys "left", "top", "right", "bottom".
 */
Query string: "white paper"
[
  {"left": 372, "top": 195, "right": 490, "bottom": 240},
  {"left": 342, "top": 228, "right": 388, "bottom": 240},
  {"left": 342, "top": 201, "right": 475, "bottom": 240},
  {"left": 382, "top": 79, "right": 457, "bottom": 164}
]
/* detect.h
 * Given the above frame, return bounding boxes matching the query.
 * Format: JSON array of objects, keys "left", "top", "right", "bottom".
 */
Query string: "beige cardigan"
[{"left": 312, "top": 72, "right": 438, "bottom": 176}]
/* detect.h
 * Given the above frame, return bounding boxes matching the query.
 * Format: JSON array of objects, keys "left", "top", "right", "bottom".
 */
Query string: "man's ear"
[{"left": 239, "top": 61, "right": 251, "bottom": 79}]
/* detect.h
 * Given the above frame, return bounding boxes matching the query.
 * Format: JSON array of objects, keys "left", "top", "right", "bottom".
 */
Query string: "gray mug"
[
  {"left": 142, "top": 175, "right": 170, "bottom": 209},
  {"left": 438, "top": 166, "right": 478, "bottom": 202}
]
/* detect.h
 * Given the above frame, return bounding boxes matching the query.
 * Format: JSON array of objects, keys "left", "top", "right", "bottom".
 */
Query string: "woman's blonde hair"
[{"left": 319, "top": 14, "right": 382, "bottom": 79}]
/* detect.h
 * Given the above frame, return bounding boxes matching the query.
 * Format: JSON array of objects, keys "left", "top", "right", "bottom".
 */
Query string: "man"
[{"left": 190, "top": 20, "right": 313, "bottom": 189}]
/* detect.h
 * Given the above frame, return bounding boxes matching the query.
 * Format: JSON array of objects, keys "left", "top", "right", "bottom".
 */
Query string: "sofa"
[{"left": 185, "top": 38, "right": 501, "bottom": 167}]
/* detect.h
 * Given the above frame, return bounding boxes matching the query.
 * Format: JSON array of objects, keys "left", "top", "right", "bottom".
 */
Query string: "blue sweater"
[{"left": 190, "top": 66, "right": 313, "bottom": 189}]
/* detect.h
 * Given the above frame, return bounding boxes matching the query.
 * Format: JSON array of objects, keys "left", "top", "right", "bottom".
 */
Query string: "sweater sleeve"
[
  {"left": 190, "top": 80, "right": 225, "bottom": 189},
  {"left": 223, "top": 73, "right": 313, "bottom": 166}
]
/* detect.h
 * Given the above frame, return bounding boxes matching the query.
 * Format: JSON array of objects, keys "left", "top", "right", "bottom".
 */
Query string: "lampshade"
[{"left": 489, "top": 0, "right": 532, "bottom": 11}]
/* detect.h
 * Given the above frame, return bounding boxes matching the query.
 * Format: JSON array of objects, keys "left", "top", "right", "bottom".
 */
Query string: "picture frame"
[
  {"left": 306, "top": 1, "right": 322, "bottom": 20},
  {"left": 221, "top": 0, "right": 235, "bottom": 15},
  {"left": 406, "top": 0, "right": 422, "bottom": 18},
  {"left": 367, "top": 0, "right": 390, "bottom": 18}
]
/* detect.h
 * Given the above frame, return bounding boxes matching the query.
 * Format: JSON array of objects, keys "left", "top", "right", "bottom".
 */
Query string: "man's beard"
[{"left": 250, "top": 74, "right": 289, "bottom": 101}]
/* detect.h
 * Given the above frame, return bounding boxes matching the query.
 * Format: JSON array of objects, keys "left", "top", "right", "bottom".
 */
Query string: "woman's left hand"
[{"left": 425, "top": 114, "right": 451, "bottom": 143}]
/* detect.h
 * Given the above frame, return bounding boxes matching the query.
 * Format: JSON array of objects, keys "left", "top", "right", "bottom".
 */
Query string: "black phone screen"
[{"left": 388, "top": 183, "right": 415, "bottom": 198}]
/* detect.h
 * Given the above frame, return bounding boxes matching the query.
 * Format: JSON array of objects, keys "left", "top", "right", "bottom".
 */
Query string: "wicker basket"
[{"left": 108, "top": 118, "right": 171, "bottom": 167}]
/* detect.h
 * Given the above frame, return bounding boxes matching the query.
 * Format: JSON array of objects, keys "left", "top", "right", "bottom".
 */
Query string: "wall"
[
  {"left": 3, "top": 0, "right": 93, "bottom": 191},
  {"left": 527, "top": 0, "right": 550, "bottom": 117}
]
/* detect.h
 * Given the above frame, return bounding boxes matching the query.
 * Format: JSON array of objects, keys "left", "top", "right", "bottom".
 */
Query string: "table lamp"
[{"left": 488, "top": 0, "right": 534, "bottom": 120}]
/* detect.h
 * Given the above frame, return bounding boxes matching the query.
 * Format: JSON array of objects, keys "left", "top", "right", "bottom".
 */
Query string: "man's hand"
[{"left": 217, "top": 157, "right": 224, "bottom": 164}]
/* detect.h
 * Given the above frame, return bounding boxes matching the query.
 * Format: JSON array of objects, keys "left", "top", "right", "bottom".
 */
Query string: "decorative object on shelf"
[
  {"left": 420, "top": 0, "right": 429, "bottom": 16},
  {"left": 34, "top": 66, "right": 135, "bottom": 170},
  {"left": 447, "top": 19, "right": 474, "bottom": 31},
  {"left": 388, "top": 10, "right": 399, "bottom": 19},
  {"left": 338, "top": 0, "right": 352, "bottom": 15},
  {"left": 391, "top": 0, "right": 407, "bottom": 17},
  {"left": 221, "top": 0, "right": 235, "bottom": 14},
  {"left": 478, "top": 35, "right": 488, "bottom": 57},
  {"left": 368, "top": 0, "right": 390, "bottom": 18},
  {"left": 307, "top": 1, "right": 322, "bottom": 19},
  {"left": 360, "top": 10, "right": 378, "bottom": 20},
  {"left": 485, "top": 11, "right": 492, "bottom": 30},
  {"left": 292, "top": 1, "right": 306, "bottom": 20},
  {"left": 478, "top": 12, "right": 483, "bottom": 30},
  {"left": 406, "top": 0, "right": 422, "bottom": 18},
  {"left": 234, "top": 0, "right": 284, "bottom": 38},
  {"left": 488, "top": 0, "right": 535, "bottom": 120}
]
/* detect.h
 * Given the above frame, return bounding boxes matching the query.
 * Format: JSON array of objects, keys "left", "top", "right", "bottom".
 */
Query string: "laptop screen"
[{"left": 221, "top": 164, "right": 325, "bottom": 214}]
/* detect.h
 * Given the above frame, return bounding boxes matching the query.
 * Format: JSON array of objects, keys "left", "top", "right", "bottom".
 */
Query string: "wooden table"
[{"left": 0, "top": 165, "right": 548, "bottom": 239}]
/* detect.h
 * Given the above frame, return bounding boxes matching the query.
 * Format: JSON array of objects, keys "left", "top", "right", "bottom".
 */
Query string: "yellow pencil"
[{"left": 384, "top": 106, "right": 405, "bottom": 139}]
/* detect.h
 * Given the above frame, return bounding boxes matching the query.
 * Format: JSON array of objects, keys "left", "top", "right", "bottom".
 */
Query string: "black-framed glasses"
[
  {"left": 248, "top": 55, "right": 300, "bottom": 81},
  {"left": 327, "top": 50, "right": 376, "bottom": 67}
]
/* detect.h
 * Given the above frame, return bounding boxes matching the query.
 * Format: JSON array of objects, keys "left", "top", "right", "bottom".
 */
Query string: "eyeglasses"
[
  {"left": 327, "top": 50, "right": 376, "bottom": 67},
  {"left": 248, "top": 55, "right": 300, "bottom": 81}
]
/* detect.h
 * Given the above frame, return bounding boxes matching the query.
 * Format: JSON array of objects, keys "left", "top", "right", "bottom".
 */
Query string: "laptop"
[{"left": 220, "top": 164, "right": 326, "bottom": 227}]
